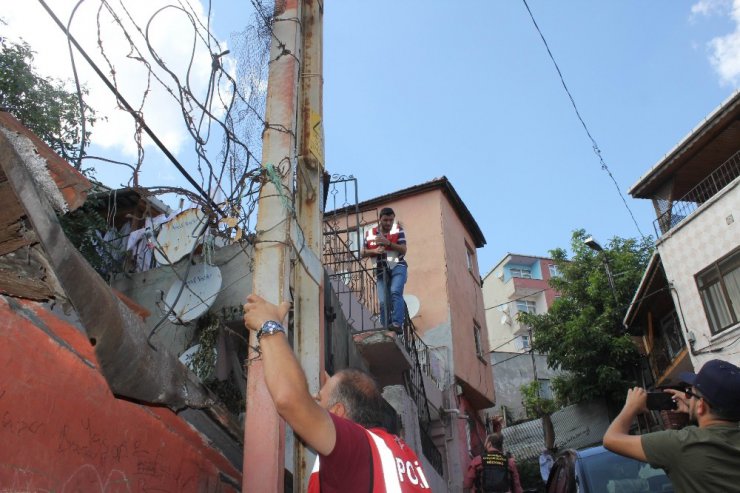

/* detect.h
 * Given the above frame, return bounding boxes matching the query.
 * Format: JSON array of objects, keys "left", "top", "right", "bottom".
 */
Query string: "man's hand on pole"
[{"left": 243, "top": 294, "right": 291, "bottom": 332}]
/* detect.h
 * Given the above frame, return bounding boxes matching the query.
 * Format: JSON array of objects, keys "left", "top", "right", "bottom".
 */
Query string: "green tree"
[
  {"left": 0, "top": 33, "right": 95, "bottom": 167},
  {"left": 520, "top": 381, "right": 558, "bottom": 452},
  {"left": 521, "top": 381, "right": 558, "bottom": 418},
  {"left": 519, "top": 229, "right": 653, "bottom": 405}
]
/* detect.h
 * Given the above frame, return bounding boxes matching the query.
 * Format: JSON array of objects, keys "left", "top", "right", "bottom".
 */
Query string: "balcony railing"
[
  {"left": 654, "top": 151, "right": 740, "bottom": 237},
  {"left": 420, "top": 426, "right": 444, "bottom": 476},
  {"left": 323, "top": 222, "right": 381, "bottom": 332}
]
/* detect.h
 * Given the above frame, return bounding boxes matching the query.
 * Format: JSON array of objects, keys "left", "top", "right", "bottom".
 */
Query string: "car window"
[{"left": 580, "top": 451, "right": 673, "bottom": 493}]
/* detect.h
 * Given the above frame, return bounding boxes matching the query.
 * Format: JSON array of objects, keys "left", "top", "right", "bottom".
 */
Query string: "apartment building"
[
  {"left": 626, "top": 90, "right": 740, "bottom": 376},
  {"left": 482, "top": 254, "right": 561, "bottom": 423}
]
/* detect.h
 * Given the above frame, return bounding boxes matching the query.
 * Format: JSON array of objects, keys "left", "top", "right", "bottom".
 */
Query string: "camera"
[{"left": 646, "top": 391, "right": 677, "bottom": 411}]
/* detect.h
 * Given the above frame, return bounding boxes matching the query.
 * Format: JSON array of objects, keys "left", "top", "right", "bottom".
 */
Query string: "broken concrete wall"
[{"left": 0, "top": 296, "right": 242, "bottom": 491}]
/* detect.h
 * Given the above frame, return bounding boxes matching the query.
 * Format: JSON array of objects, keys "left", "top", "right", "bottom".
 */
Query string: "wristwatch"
[{"left": 257, "top": 320, "right": 286, "bottom": 341}]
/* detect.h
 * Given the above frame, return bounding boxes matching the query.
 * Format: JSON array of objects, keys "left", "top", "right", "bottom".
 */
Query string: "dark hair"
[
  {"left": 486, "top": 432, "right": 504, "bottom": 451},
  {"left": 328, "top": 368, "right": 386, "bottom": 429},
  {"left": 379, "top": 207, "right": 395, "bottom": 218}
]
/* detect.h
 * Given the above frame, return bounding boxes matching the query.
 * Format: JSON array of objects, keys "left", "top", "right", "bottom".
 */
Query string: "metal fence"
[
  {"left": 502, "top": 400, "right": 610, "bottom": 462},
  {"left": 654, "top": 150, "right": 740, "bottom": 237}
]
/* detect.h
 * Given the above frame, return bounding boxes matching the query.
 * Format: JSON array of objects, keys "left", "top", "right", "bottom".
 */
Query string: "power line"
[
  {"left": 492, "top": 350, "right": 531, "bottom": 367},
  {"left": 521, "top": 0, "right": 647, "bottom": 240}
]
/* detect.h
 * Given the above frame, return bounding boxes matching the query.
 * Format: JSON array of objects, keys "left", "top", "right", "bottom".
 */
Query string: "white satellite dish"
[
  {"left": 164, "top": 263, "right": 222, "bottom": 323},
  {"left": 403, "top": 294, "right": 421, "bottom": 319},
  {"left": 154, "top": 208, "right": 207, "bottom": 265}
]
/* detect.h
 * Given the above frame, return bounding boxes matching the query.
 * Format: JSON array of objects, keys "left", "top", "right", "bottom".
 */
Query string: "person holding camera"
[{"left": 603, "top": 358, "right": 740, "bottom": 492}]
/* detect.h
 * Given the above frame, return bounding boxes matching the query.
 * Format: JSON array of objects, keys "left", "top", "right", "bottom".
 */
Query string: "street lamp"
[
  {"left": 584, "top": 236, "right": 603, "bottom": 252},
  {"left": 584, "top": 236, "right": 619, "bottom": 305}
]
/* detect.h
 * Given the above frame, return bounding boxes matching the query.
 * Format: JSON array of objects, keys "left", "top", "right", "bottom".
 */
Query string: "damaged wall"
[{"left": 0, "top": 296, "right": 241, "bottom": 491}]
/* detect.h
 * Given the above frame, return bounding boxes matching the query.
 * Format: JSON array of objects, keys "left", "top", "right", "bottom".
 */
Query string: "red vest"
[
  {"left": 364, "top": 223, "right": 405, "bottom": 268},
  {"left": 307, "top": 427, "right": 431, "bottom": 492}
]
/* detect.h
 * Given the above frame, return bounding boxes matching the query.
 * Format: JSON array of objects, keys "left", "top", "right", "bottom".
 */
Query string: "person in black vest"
[{"left": 464, "top": 421, "right": 523, "bottom": 493}]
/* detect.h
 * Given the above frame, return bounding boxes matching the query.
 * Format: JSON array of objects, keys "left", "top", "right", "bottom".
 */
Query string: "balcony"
[{"left": 654, "top": 150, "right": 740, "bottom": 237}]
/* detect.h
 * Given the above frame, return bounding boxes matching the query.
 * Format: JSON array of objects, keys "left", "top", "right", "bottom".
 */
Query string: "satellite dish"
[
  {"left": 403, "top": 294, "right": 421, "bottom": 319},
  {"left": 164, "top": 263, "right": 222, "bottom": 323},
  {"left": 154, "top": 208, "right": 207, "bottom": 265}
]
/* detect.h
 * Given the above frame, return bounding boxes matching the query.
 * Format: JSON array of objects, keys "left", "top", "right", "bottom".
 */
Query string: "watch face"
[{"left": 259, "top": 320, "right": 284, "bottom": 340}]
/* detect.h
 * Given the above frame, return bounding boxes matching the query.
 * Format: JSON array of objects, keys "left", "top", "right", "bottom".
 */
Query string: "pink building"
[{"left": 324, "top": 176, "right": 493, "bottom": 491}]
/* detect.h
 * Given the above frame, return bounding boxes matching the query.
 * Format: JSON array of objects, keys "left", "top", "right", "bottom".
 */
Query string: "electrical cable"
[{"left": 521, "top": 0, "right": 647, "bottom": 241}]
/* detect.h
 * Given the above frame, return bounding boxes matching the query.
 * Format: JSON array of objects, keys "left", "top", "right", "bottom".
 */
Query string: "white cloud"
[
  {"left": 691, "top": 0, "right": 740, "bottom": 85},
  {"left": 3, "top": 1, "right": 229, "bottom": 159},
  {"left": 690, "top": 0, "right": 731, "bottom": 17}
]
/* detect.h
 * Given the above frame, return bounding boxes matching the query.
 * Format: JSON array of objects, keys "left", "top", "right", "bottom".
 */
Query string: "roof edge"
[
  {"left": 629, "top": 90, "right": 740, "bottom": 197},
  {"left": 327, "top": 176, "right": 487, "bottom": 248}
]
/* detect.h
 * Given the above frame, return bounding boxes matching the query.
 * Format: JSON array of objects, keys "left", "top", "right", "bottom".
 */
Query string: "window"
[
  {"left": 515, "top": 334, "right": 531, "bottom": 351},
  {"left": 697, "top": 249, "right": 740, "bottom": 334},
  {"left": 466, "top": 244, "right": 475, "bottom": 271},
  {"left": 516, "top": 300, "right": 537, "bottom": 314},
  {"left": 473, "top": 322, "right": 486, "bottom": 361},
  {"left": 510, "top": 267, "right": 532, "bottom": 279},
  {"left": 548, "top": 264, "right": 560, "bottom": 277},
  {"left": 659, "top": 311, "right": 684, "bottom": 359},
  {"left": 538, "top": 379, "right": 553, "bottom": 400}
]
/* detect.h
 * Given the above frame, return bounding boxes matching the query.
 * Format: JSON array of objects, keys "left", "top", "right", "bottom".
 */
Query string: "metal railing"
[
  {"left": 420, "top": 426, "right": 444, "bottom": 476},
  {"left": 401, "top": 317, "right": 433, "bottom": 427},
  {"left": 654, "top": 151, "right": 740, "bottom": 237},
  {"left": 323, "top": 221, "right": 381, "bottom": 332}
]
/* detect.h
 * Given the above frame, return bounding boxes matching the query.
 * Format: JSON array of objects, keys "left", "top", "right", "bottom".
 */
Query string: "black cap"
[{"left": 680, "top": 359, "right": 740, "bottom": 413}]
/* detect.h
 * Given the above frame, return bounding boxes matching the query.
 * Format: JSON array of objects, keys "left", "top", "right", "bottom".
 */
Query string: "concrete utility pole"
[
  {"left": 293, "top": 0, "right": 325, "bottom": 489},
  {"left": 243, "top": 1, "right": 324, "bottom": 491}
]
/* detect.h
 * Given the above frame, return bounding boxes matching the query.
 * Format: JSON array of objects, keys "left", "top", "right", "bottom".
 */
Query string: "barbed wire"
[{"left": 51, "top": 0, "right": 281, "bottom": 232}]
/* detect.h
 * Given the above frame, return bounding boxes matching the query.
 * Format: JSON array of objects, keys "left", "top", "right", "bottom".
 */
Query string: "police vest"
[
  {"left": 479, "top": 451, "right": 510, "bottom": 493},
  {"left": 307, "top": 427, "right": 431, "bottom": 493},
  {"left": 364, "top": 223, "right": 405, "bottom": 269}
]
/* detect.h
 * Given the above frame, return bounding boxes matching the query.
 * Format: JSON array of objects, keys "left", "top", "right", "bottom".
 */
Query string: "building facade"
[
  {"left": 627, "top": 90, "right": 740, "bottom": 373},
  {"left": 482, "top": 254, "right": 561, "bottom": 423}
]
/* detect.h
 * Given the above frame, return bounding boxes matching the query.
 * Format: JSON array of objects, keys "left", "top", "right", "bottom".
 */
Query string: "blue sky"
[
  {"left": 321, "top": 1, "right": 739, "bottom": 272},
  {"left": 5, "top": 0, "right": 740, "bottom": 274}
]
